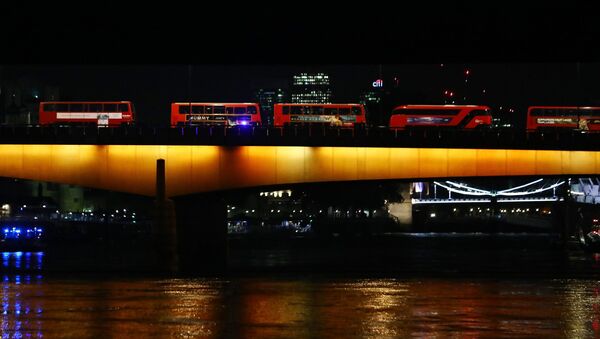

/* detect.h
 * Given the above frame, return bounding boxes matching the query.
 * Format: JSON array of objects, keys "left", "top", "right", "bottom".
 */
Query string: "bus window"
[
  {"left": 103, "top": 104, "right": 117, "bottom": 112},
  {"left": 470, "top": 109, "right": 490, "bottom": 116},
  {"left": 312, "top": 106, "right": 324, "bottom": 115},
  {"left": 56, "top": 104, "right": 68, "bottom": 111},
  {"left": 234, "top": 107, "right": 246, "bottom": 114},
  {"left": 581, "top": 109, "right": 600, "bottom": 116},
  {"left": 351, "top": 107, "right": 361, "bottom": 115},
  {"left": 70, "top": 103, "right": 83, "bottom": 112},
  {"left": 179, "top": 105, "right": 190, "bottom": 114},
  {"left": 214, "top": 106, "right": 225, "bottom": 114},
  {"left": 248, "top": 106, "right": 257, "bottom": 114},
  {"left": 192, "top": 105, "right": 204, "bottom": 114},
  {"left": 324, "top": 107, "right": 338, "bottom": 115},
  {"left": 205, "top": 106, "right": 213, "bottom": 114},
  {"left": 291, "top": 106, "right": 303, "bottom": 114},
  {"left": 118, "top": 104, "right": 129, "bottom": 112},
  {"left": 282, "top": 106, "right": 290, "bottom": 115},
  {"left": 226, "top": 107, "right": 234, "bottom": 114},
  {"left": 43, "top": 103, "right": 56, "bottom": 111},
  {"left": 89, "top": 104, "right": 102, "bottom": 112},
  {"left": 529, "top": 109, "right": 542, "bottom": 116},
  {"left": 339, "top": 108, "right": 350, "bottom": 115},
  {"left": 533, "top": 108, "right": 576, "bottom": 116}
]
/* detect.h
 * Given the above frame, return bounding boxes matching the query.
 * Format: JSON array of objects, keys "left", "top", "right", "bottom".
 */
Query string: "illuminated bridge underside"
[{"left": 0, "top": 145, "right": 599, "bottom": 197}]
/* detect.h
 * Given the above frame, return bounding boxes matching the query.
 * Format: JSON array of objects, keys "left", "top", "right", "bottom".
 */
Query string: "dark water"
[{"left": 3, "top": 234, "right": 600, "bottom": 337}]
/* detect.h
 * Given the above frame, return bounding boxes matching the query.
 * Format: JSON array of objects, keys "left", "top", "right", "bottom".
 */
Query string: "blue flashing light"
[{"left": 1, "top": 225, "right": 44, "bottom": 240}]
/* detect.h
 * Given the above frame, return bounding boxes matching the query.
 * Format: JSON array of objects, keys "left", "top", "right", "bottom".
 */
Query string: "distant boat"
[{"left": 0, "top": 224, "right": 45, "bottom": 251}]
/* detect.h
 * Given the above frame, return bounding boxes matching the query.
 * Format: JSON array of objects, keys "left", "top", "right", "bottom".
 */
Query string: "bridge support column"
[
  {"left": 153, "top": 159, "right": 179, "bottom": 274},
  {"left": 555, "top": 187, "right": 574, "bottom": 250},
  {"left": 174, "top": 193, "right": 228, "bottom": 275},
  {"left": 560, "top": 198, "right": 574, "bottom": 250}
]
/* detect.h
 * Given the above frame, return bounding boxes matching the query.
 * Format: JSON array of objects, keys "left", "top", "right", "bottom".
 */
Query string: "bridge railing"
[{"left": 0, "top": 124, "right": 597, "bottom": 150}]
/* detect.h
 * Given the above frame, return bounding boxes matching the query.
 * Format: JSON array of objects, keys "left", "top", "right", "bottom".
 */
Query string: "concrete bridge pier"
[
  {"left": 174, "top": 193, "right": 228, "bottom": 275},
  {"left": 153, "top": 159, "right": 179, "bottom": 274},
  {"left": 154, "top": 159, "right": 227, "bottom": 275},
  {"left": 555, "top": 188, "right": 575, "bottom": 249}
]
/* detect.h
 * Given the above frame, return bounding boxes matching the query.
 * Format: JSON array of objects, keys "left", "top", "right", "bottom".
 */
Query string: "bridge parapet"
[{"left": 0, "top": 125, "right": 599, "bottom": 150}]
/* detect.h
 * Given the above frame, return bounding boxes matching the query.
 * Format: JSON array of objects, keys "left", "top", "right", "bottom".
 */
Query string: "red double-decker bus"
[
  {"left": 389, "top": 105, "right": 492, "bottom": 129},
  {"left": 170, "top": 102, "right": 262, "bottom": 127},
  {"left": 273, "top": 103, "right": 366, "bottom": 127},
  {"left": 526, "top": 106, "right": 600, "bottom": 131},
  {"left": 39, "top": 101, "right": 135, "bottom": 126}
]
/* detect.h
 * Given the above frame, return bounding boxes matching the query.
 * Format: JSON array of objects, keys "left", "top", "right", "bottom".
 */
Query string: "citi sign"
[{"left": 372, "top": 79, "right": 383, "bottom": 88}]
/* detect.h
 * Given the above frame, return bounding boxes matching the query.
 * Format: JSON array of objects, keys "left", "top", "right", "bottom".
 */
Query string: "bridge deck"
[{"left": 0, "top": 125, "right": 598, "bottom": 151}]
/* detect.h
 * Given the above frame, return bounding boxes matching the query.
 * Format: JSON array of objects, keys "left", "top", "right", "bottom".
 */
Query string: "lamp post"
[
  {"left": 464, "top": 68, "right": 470, "bottom": 103},
  {"left": 188, "top": 65, "right": 192, "bottom": 115}
]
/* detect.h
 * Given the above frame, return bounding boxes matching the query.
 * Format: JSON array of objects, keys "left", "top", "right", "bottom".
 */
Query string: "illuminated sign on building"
[{"left": 372, "top": 79, "right": 383, "bottom": 88}]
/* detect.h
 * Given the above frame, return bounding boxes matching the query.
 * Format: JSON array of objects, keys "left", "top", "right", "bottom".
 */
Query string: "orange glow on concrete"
[{"left": 0, "top": 145, "right": 598, "bottom": 197}]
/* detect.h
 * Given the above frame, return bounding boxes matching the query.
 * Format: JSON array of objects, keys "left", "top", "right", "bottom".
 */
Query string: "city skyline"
[{"left": 2, "top": 63, "right": 600, "bottom": 125}]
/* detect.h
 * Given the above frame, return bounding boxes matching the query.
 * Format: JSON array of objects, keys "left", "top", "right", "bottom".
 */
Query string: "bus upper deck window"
[
  {"left": 103, "top": 104, "right": 117, "bottom": 112},
  {"left": 214, "top": 106, "right": 225, "bottom": 114},
  {"left": 89, "top": 104, "right": 102, "bottom": 112},
  {"left": 234, "top": 107, "right": 246, "bottom": 114},
  {"left": 351, "top": 107, "right": 361, "bottom": 115},
  {"left": 248, "top": 106, "right": 257, "bottom": 114},
  {"left": 192, "top": 105, "right": 204, "bottom": 114},
  {"left": 282, "top": 106, "right": 290, "bottom": 115},
  {"left": 324, "top": 107, "right": 338, "bottom": 115},
  {"left": 70, "top": 103, "right": 83, "bottom": 112},
  {"left": 43, "top": 103, "right": 56, "bottom": 111},
  {"left": 179, "top": 105, "right": 190, "bottom": 114},
  {"left": 312, "top": 106, "right": 324, "bottom": 115},
  {"left": 118, "top": 104, "right": 129, "bottom": 112}
]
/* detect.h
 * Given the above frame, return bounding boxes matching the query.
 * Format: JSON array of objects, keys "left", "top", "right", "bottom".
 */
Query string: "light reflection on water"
[
  {"left": 2, "top": 252, "right": 44, "bottom": 271},
  {"left": 1, "top": 252, "right": 44, "bottom": 338},
  {"left": 1, "top": 250, "right": 600, "bottom": 336},
  {"left": 0, "top": 276, "right": 598, "bottom": 337}
]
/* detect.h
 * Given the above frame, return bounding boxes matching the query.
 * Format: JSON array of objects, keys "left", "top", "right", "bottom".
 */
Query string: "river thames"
[{"left": 2, "top": 233, "right": 600, "bottom": 337}]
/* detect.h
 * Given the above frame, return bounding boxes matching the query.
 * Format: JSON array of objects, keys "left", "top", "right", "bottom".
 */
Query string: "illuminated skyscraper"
[{"left": 291, "top": 73, "right": 332, "bottom": 104}]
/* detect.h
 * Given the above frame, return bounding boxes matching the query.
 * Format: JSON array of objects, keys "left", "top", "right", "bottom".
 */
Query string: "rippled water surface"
[
  {"left": 3, "top": 276, "right": 600, "bottom": 337},
  {"left": 2, "top": 234, "right": 600, "bottom": 337}
]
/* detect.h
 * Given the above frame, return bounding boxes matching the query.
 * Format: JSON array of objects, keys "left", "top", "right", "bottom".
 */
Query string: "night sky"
[
  {"left": 2, "top": 63, "right": 600, "bottom": 125},
  {"left": 3, "top": 3, "right": 600, "bottom": 124}
]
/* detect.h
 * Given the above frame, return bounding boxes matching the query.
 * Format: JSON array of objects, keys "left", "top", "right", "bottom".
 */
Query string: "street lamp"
[{"left": 464, "top": 69, "right": 470, "bottom": 102}]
